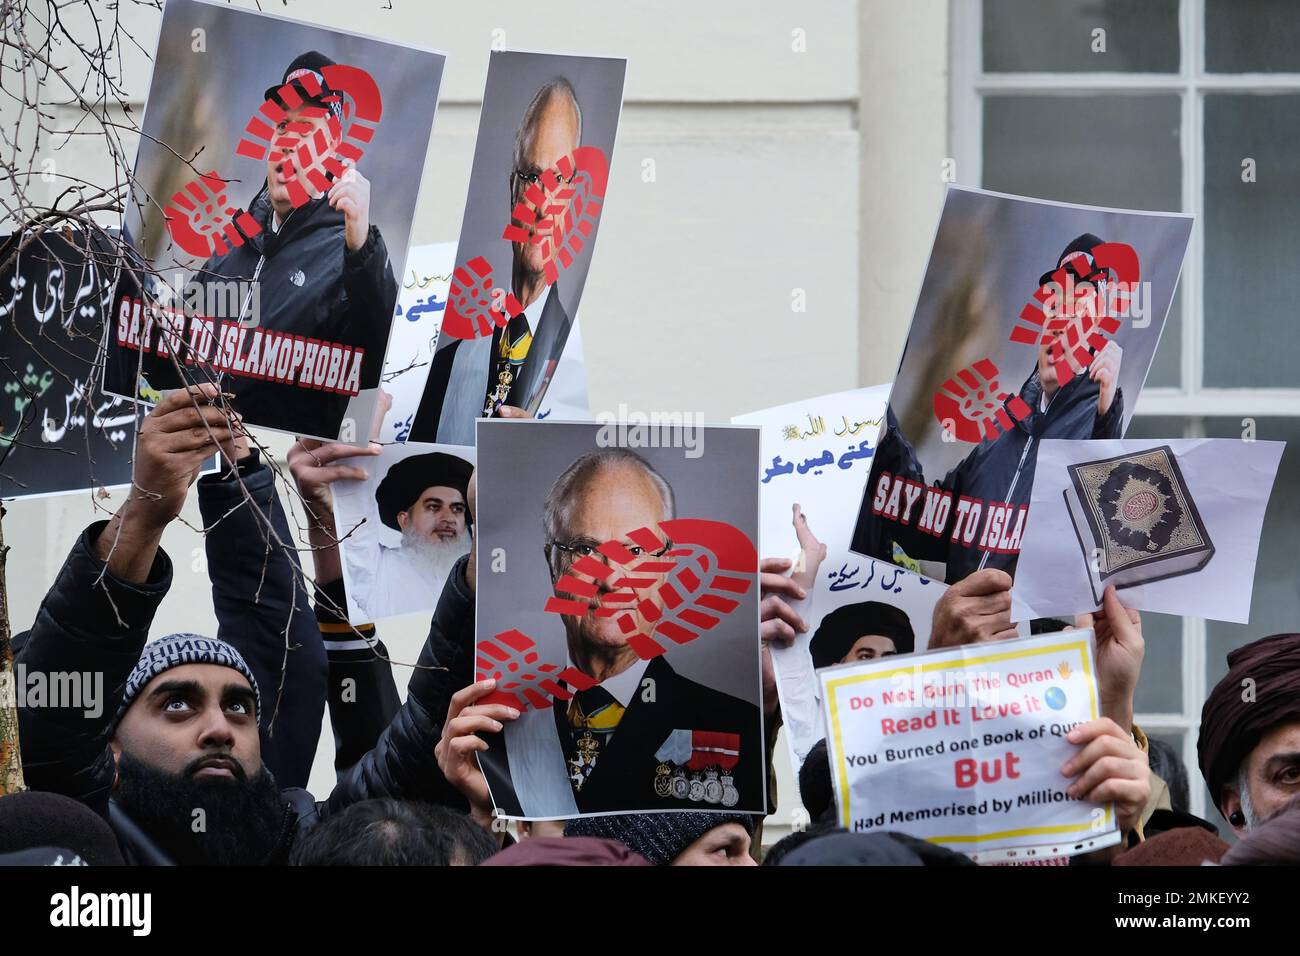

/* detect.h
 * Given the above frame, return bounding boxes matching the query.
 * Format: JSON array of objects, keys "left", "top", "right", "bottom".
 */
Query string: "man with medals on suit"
[
  {"left": 478, "top": 448, "right": 763, "bottom": 819},
  {"left": 416, "top": 78, "right": 580, "bottom": 444}
]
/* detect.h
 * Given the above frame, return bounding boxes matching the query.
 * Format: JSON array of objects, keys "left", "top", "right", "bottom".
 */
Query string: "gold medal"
[
  {"left": 654, "top": 763, "right": 672, "bottom": 798},
  {"left": 568, "top": 732, "right": 600, "bottom": 792}
]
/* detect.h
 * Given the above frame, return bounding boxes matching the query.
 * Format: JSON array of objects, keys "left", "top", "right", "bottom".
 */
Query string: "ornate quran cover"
[{"left": 1064, "top": 444, "right": 1215, "bottom": 603}]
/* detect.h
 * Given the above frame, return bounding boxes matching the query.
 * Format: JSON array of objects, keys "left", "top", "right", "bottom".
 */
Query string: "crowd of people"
[{"left": 2, "top": 383, "right": 1298, "bottom": 867}]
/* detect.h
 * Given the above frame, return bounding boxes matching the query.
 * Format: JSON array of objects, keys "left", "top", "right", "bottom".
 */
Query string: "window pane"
[
  {"left": 1131, "top": 611, "right": 1183, "bottom": 712},
  {"left": 982, "top": 94, "right": 1184, "bottom": 388},
  {"left": 1203, "top": 95, "right": 1300, "bottom": 387},
  {"left": 983, "top": 95, "right": 1183, "bottom": 211},
  {"left": 1204, "top": 417, "right": 1300, "bottom": 691},
  {"left": 1206, "top": 0, "right": 1300, "bottom": 72},
  {"left": 983, "top": 0, "right": 1180, "bottom": 73},
  {"left": 1146, "top": 286, "right": 1182, "bottom": 388},
  {"left": 1125, "top": 416, "right": 1185, "bottom": 714},
  {"left": 1146, "top": 731, "right": 1191, "bottom": 814}
]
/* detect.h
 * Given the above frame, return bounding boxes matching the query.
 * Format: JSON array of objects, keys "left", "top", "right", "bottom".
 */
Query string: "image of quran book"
[{"left": 1063, "top": 444, "right": 1215, "bottom": 604}]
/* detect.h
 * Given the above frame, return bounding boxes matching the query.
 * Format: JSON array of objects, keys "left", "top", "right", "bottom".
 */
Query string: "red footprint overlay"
[
  {"left": 545, "top": 518, "right": 757, "bottom": 662},
  {"left": 439, "top": 256, "right": 524, "bottom": 340},
  {"left": 441, "top": 147, "right": 610, "bottom": 341},
  {"left": 165, "top": 64, "right": 383, "bottom": 258},
  {"left": 474, "top": 519, "right": 757, "bottom": 712},
  {"left": 933, "top": 358, "right": 1033, "bottom": 443},
  {"left": 163, "top": 171, "right": 261, "bottom": 259},
  {"left": 1008, "top": 242, "right": 1139, "bottom": 387},
  {"left": 476, "top": 629, "right": 597, "bottom": 711},
  {"left": 235, "top": 64, "right": 382, "bottom": 208},
  {"left": 502, "top": 146, "right": 610, "bottom": 286}
]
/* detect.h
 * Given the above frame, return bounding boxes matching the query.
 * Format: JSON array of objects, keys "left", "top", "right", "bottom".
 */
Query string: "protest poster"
[
  {"left": 849, "top": 186, "right": 1193, "bottom": 586},
  {"left": 733, "top": 386, "right": 947, "bottom": 772},
  {"left": 473, "top": 419, "right": 764, "bottom": 819},
  {"left": 0, "top": 230, "right": 148, "bottom": 499},
  {"left": 331, "top": 442, "right": 475, "bottom": 624},
  {"left": 533, "top": 320, "right": 592, "bottom": 424},
  {"left": 380, "top": 241, "right": 591, "bottom": 445},
  {"left": 103, "top": 0, "right": 445, "bottom": 443},
  {"left": 821, "top": 630, "right": 1120, "bottom": 863},
  {"left": 378, "top": 241, "right": 456, "bottom": 444},
  {"left": 1011, "top": 438, "right": 1285, "bottom": 624},
  {"left": 409, "top": 51, "right": 625, "bottom": 444}
]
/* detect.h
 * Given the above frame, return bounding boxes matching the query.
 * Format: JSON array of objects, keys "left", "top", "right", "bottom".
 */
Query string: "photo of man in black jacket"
[
  {"left": 190, "top": 51, "right": 398, "bottom": 441},
  {"left": 852, "top": 234, "right": 1126, "bottom": 585}
]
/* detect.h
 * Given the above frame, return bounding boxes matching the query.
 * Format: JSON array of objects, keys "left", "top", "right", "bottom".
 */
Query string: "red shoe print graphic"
[
  {"left": 933, "top": 358, "right": 1033, "bottom": 443},
  {"left": 545, "top": 518, "right": 757, "bottom": 662},
  {"left": 164, "top": 171, "right": 261, "bottom": 259},
  {"left": 441, "top": 147, "right": 610, "bottom": 341},
  {"left": 235, "top": 64, "right": 382, "bottom": 209},
  {"left": 439, "top": 256, "right": 523, "bottom": 341},
  {"left": 502, "top": 146, "right": 610, "bottom": 286},
  {"left": 1091, "top": 241, "right": 1141, "bottom": 318},
  {"left": 1046, "top": 312, "right": 1122, "bottom": 387},
  {"left": 475, "top": 628, "right": 597, "bottom": 711},
  {"left": 167, "top": 65, "right": 383, "bottom": 258},
  {"left": 1010, "top": 273, "right": 1120, "bottom": 387},
  {"left": 1009, "top": 241, "right": 1140, "bottom": 386},
  {"left": 1007, "top": 274, "right": 1065, "bottom": 348}
]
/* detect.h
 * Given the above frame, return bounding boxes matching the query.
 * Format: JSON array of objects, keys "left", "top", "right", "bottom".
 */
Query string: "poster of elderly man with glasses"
[
  {"left": 470, "top": 420, "right": 766, "bottom": 820},
  {"left": 411, "top": 52, "right": 626, "bottom": 445}
]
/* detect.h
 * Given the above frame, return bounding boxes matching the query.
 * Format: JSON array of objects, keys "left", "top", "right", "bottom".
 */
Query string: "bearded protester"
[
  {"left": 1221, "top": 794, "right": 1300, "bottom": 866},
  {"left": 1198, "top": 632, "right": 1300, "bottom": 838},
  {"left": 15, "top": 386, "right": 472, "bottom": 864}
]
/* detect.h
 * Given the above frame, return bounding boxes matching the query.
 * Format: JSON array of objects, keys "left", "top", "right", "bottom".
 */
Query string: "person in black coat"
[{"left": 15, "top": 386, "right": 468, "bottom": 864}]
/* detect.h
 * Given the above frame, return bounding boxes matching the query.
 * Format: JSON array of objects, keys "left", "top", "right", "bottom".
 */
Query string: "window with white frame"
[{"left": 949, "top": 0, "right": 1300, "bottom": 829}]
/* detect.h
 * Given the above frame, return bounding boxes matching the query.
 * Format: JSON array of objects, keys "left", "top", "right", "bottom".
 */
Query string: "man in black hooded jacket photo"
[
  {"left": 852, "top": 234, "right": 1126, "bottom": 585},
  {"left": 192, "top": 51, "right": 397, "bottom": 441}
]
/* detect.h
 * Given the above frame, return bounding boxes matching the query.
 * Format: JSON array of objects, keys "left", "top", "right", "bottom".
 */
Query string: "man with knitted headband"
[
  {"left": 1198, "top": 632, "right": 1300, "bottom": 837},
  {"left": 563, "top": 811, "right": 756, "bottom": 866},
  {"left": 16, "top": 385, "right": 477, "bottom": 864},
  {"left": 107, "top": 633, "right": 287, "bottom": 865}
]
